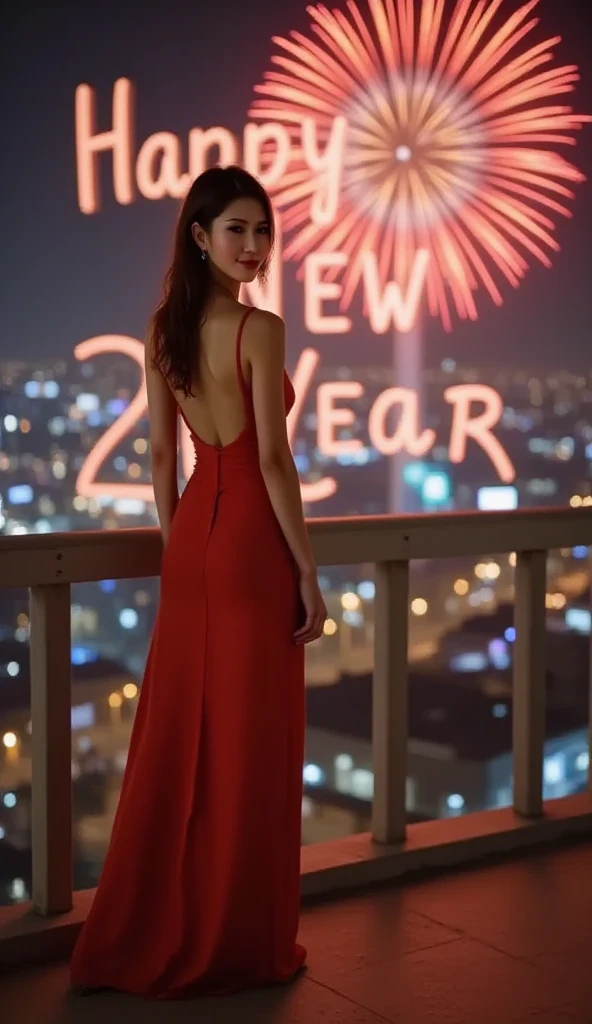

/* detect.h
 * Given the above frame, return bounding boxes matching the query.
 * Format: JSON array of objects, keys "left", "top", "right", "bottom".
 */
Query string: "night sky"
[{"left": 2, "top": 0, "right": 592, "bottom": 371}]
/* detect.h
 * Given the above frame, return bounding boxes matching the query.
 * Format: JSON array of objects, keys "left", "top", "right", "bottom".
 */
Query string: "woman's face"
[{"left": 205, "top": 197, "right": 272, "bottom": 283}]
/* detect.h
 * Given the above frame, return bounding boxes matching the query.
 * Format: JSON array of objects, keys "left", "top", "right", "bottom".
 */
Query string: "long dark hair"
[{"left": 149, "top": 166, "right": 275, "bottom": 396}]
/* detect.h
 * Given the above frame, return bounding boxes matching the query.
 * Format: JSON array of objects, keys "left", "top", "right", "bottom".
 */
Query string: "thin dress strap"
[{"left": 236, "top": 306, "right": 256, "bottom": 397}]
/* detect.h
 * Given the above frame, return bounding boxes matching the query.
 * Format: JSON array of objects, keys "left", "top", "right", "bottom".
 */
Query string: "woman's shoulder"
[
  {"left": 242, "top": 304, "right": 285, "bottom": 335},
  {"left": 242, "top": 306, "right": 286, "bottom": 365}
]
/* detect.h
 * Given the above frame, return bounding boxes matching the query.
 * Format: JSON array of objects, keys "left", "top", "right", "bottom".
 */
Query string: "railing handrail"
[
  {"left": 0, "top": 506, "right": 591, "bottom": 920},
  {"left": 1, "top": 506, "right": 592, "bottom": 588}
]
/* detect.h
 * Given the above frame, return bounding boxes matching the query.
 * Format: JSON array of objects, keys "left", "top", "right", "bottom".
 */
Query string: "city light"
[
  {"left": 492, "top": 704, "right": 509, "bottom": 719},
  {"left": 454, "top": 579, "right": 469, "bottom": 596},
  {"left": 342, "top": 610, "right": 363, "bottom": 627},
  {"left": 421, "top": 471, "right": 451, "bottom": 507},
  {"left": 303, "top": 763, "right": 324, "bottom": 786},
  {"left": 488, "top": 640, "right": 511, "bottom": 671},
  {"left": 474, "top": 562, "right": 501, "bottom": 581},
  {"left": 7, "top": 485, "right": 34, "bottom": 505},
  {"left": 341, "top": 591, "right": 361, "bottom": 612},
  {"left": 411, "top": 598, "right": 428, "bottom": 617},
  {"left": 2, "top": 732, "right": 17, "bottom": 749},
  {"left": 351, "top": 769, "right": 374, "bottom": 800},
  {"left": 477, "top": 486, "right": 518, "bottom": 511},
  {"left": 323, "top": 618, "right": 338, "bottom": 637},
  {"left": 544, "top": 755, "right": 565, "bottom": 785},
  {"left": 451, "top": 652, "right": 488, "bottom": 672},
  {"left": 119, "top": 608, "right": 139, "bottom": 629},
  {"left": 10, "top": 879, "right": 27, "bottom": 901},
  {"left": 7, "top": 662, "right": 20, "bottom": 677},
  {"left": 357, "top": 581, "right": 375, "bottom": 601},
  {"left": 565, "top": 608, "right": 591, "bottom": 635},
  {"left": 123, "top": 683, "right": 138, "bottom": 699},
  {"left": 108, "top": 692, "right": 123, "bottom": 709}
]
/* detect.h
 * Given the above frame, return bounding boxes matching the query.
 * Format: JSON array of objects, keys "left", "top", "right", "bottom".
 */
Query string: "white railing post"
[
  {"left": 29, "top": 584, "right": 73, "bottom": 914},
  {"left": 372, "top": 560, "right": 409, "bottom": 844},
  {"left": 513, "top": 550, "right": 547, "bottom": 818}
]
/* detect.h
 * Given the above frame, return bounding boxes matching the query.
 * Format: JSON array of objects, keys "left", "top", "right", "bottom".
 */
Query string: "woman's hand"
[{"left": 294, "top": 570, "right": 327, "bottom": 645}]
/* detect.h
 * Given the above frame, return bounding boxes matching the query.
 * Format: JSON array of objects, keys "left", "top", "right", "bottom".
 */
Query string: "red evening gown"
[{"left": 70, "top": 306, "right": 307, "bottom": 998}]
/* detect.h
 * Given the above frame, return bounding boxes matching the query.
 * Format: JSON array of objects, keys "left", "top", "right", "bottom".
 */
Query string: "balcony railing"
[{"left": 1, "top": 508, "right": 592, "bottom": 963}]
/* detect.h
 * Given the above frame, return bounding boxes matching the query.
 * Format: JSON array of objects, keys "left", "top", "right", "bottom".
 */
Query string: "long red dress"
[{"left": 70, "top": 306, "right": 307, "bottom": 998}]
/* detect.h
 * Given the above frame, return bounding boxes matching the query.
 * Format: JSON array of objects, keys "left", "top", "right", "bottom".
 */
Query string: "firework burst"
[{"left": 250, "top": 0, "right": 590, "bottom": 330}]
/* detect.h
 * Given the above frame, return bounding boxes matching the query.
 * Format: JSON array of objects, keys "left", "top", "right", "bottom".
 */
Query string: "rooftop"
[
  {"left": 1, "top": 839, "right": 590, "bottom": 1023},
  {"left": 306, "top": 671, "right": 586, "bottom": 760}
]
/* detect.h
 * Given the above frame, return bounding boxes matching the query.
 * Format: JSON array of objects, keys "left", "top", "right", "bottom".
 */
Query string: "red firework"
[{"left": 249, "top": 0, "right": 590, "bottom": 330}]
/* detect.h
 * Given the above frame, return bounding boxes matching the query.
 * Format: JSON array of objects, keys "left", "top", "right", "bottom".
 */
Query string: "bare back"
[{"left": 173, "top": 302, "right": 253, "bottom": 449}]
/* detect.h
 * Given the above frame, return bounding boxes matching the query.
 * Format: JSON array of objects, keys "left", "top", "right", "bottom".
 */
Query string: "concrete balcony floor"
[{"left": 1, "top": 839, "right": 590, "bottom": 1023}]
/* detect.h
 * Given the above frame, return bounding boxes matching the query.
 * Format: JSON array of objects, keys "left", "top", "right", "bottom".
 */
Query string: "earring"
[{"left": 201, "top": 250, "right": 207, "bottom": 261}]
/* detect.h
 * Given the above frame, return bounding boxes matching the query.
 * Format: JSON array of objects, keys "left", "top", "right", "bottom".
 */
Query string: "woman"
[{"left": 70, "top": 166, "right": 327, "bottom": 999}]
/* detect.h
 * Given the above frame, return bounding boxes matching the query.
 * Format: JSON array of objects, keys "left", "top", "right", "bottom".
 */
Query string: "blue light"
[
  {"left": 403, "top": 462, "right": 428, "bottom": 488},
  {"left": 99, "top": 579, "right": 116, "bottom": 593},
  {"left": 71, "top": 646, "right": 99, "bottom": 665},
  {"left": 303, "top": 763, "right": 325, "bottom": 786},
  {"left": 544, "top": 754, "right": 565, "bottom": 785},
  {"left": 293, "top": 453, "right": 310, "bottom": 473},
  {"left": 335, "top": 448, "right": 372, "bottom": 466},
  {"left": 24, "top": 381, "right": 41, "bottom": 398},
  {"left": 450, "top": 652, "right": 487, "bottom": 672},
  {"left": 8, "top": 484, "right": 34, "bottom": 505},
  {"left": 343, "top": 610, "right": 363, "bottom": 627},
  {"left": 422, "top": 471, "right": 450, "bottom": 505},
  {"left": 87, "top": 411, "right": 102, "bottom": 428},
  {"left": 504, "top": 627, "right": 516, "bottom": 643},
  {"left": 119, "top": 608, "right": 139, "bottom": 629},
  {"left": 492, "top": 703, "right": 509, "bottom": 718},
  {"left": 477, "top": 486, "right": 518, "bottom": 511},
  {"left": 488, "top": 638, "right": 511, "bottom": 670},
  {"left": 572, "top": 546, "right": 588, "bottom": 559},
  {"left": 565, "top": 608, "right": 591, "bottom": 635},
  {"left": 71, "top": 703, "right": 96, "bottom": 729},
  {"left": 107, "top": 398, "right": 128, "bottom": 416}
]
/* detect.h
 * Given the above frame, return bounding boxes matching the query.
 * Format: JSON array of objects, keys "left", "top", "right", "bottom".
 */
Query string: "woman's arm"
[
  {"left": 144, "top": 337, "right": 179, "bottom": 545},
  {"left": 248, "top": 310, "right": 326, "bottom": 644},
  {"left": 247, "top": 310, "right": 316, "bottom": 576}
]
